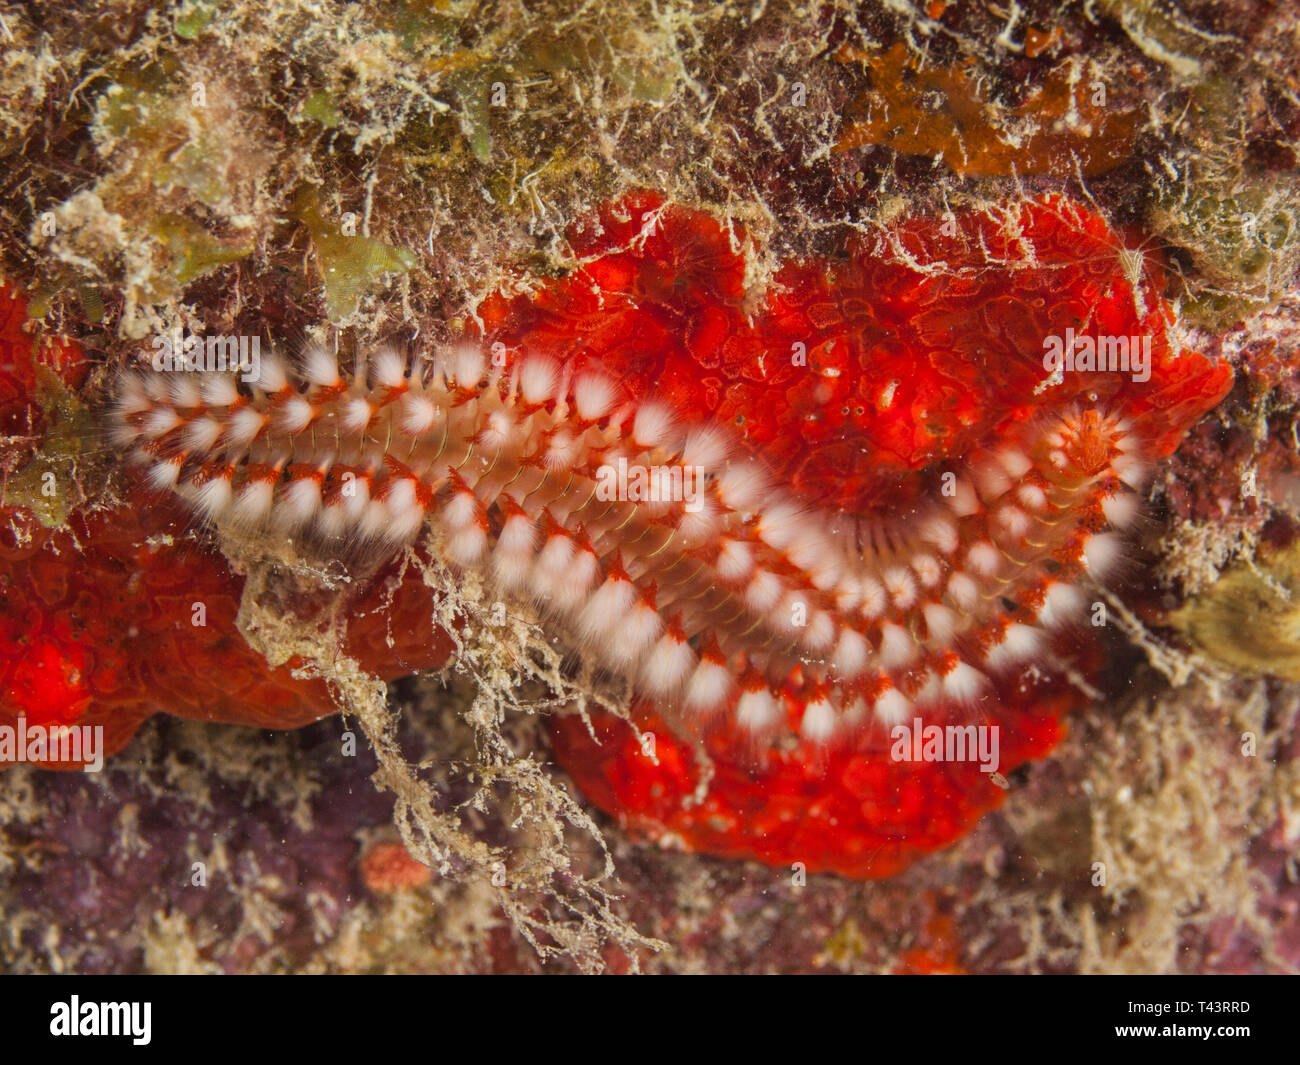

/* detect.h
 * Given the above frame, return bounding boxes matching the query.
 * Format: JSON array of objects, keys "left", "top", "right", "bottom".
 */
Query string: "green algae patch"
[
  {"left": 1168, "top": 542, "right": 1300, "bottom": 680},
  {"left": 149, "top": 215, "right": 253, "bottom": 287},
  {"left": 174, "top": 1, "right": 219, "bottom": 41},
  {"left": 294, "top": 190, "right": 416, "bottom": 324},
  {"left": 96, "top": 83, "right": 229, "bottom": 209},
  {"left": 6, "top": 367, "right": 98, "bottom": 530},
  {"left": 26, "top": 273, "right": 105, "bottom": 325},
  {"left": 299, "top": 91, "right": 341, "bottom": 129},
  {"left": 1155, "top": 181, "right": 1300, "bottom": 328}
]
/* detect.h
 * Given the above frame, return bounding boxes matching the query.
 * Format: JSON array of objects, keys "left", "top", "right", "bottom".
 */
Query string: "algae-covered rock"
[{"left": 1169, "top": 541, "right": 1300, "bottom": 680}]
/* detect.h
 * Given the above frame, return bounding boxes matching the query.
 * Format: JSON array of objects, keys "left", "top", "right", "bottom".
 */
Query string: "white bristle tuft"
[
  {"left": 226, "top": 407, "right": 267, "bottom": 447},
  {"left": 253, "top": 356, "right": 288, "bottom": 394},
  {"left": 911, "top": 553, "right": 942, "bottom": 588},
  {"left": 1017, "top": 483, "right": 1048, "bottom": 511},
  {"left": 198, "top": 374, "right": 240, "bottom": 407},
  {"left": 631, "top": 402, "right": 679, "bottom": 451},
  {"left": 874, "top": 687, "right": 911, "bottom": 725},
  {"left": 1101, "top": 491, "right": 1140, "bottom": 528},
  {"left": 519, "top": 357, "right": 560, "bottom": 405},
  {"left": 832, "top": 629, "right": 870, "bottom": 680},
  {"left": 446, "top": 523, "right": 488, "bottom": 563},
  {"left": 232, "top": 479, "right": 275, "bottom": 527},
  {"left": 745, "top": 569, "right": 784, "bottom": 613},
  {"left": 372, "top": 348, "right": 407, "bottom": 389},
  {"left": 942, "top": 661, "right": 988, "bottom": 703},
  {"left": 683, "top": 658, "right": 732, "bottom": 714},
  {"left": 858, "top": 576, "right": 887, "bottom": 618},
  {"left": 946, "top": 478, "right": 980, "bottom": 516},
  {"left": 577, "top": 572, "right": 637, "bottom": 643},
  {"left": 923, "top": 602, "right": 958, "bottom": 645},
  {"left": 997, "top": 448, "right": 1033, "bottom": 478},
  {"left": 714, "top": 538, "right": 755, "bottom": 583},
  {"left": 834, "top": 573, "right": 863, "bottom": 613},
  {"left": 573, "top": 374, "right": 617, "bottom": 421},
  {"left": 802, "top": 610, "right": 836, "bottom": 653},
  {"left": 168, "top": 377, "right": 201, "bottom": 408},
  {"left": 492, "top": 513, "right": 536, "bottom": 590},
  {"left": 385, "top": 478, "right": 427, "bottom": 541},
  {"left": 147, "top": 458, "right": 184, "bottom": 490},
  {"left": 1038, "top": 581, "right": 1086, "bottom": 627},
  {"left": 302, "top": 346, "right": 341, "bottom": 388},
  {"left": 919, "top": 515, "right": 959, "bottom": 555},
  {"left": 946, "top": 571, "right": 980, "bottom": 612},
  {"left": 109, "top": 412, "right": 143, "bottom": 450},
  {"left": 279, "top": 395, "right": 316, "bottom": 434},
  {"left": 342, "top": 397, "right": 374, "bottom": 432},
  {"left": 143, "top": 409, "right": 181, "bottom": 438},
  {"left": 879, "top": 622, "right": 917, "bottom": 669},
  {"left": 736, "top": 686, "right": 782, "bottom": 734},
  {"left": 401, "top": 393, "right": 440, "bottom": 435},
  {"left": 543, "top": 430, "right": 582, "bottom": 471},
  {"left": 451, "top": 344, "right": 485, "bottom": 388},
  {"left": 807, "top": 553, "right": 846, "bottom": 593},
  {"left": 967, "top": 541, "right": 1001, "bottom": 577},
  {"left": 316, "top": 502, "right": 348, "bottom": 541},
  {"left": 716, "top": 462, "right": 769, "bottom": 512},
  {"left": 183, "top": 417, "right": 224, "bottom": 453},
  {"left": 604, "top": 599, "right": 663, "bottom": 667},
  {"left": 973, "top": 461, "right": 1012, "bottom": 500},
  {"left": 676, "top": 495, "right": 720, "bottom": 546},
  {"left": 551, "top": 547, "right": 600, "bottom": 612},
  {"left": 1081, "top": 532, "right": 1124, "bottom": 576},
  {"left": 192, "top": 474, "right": 233, "bottom": 518},
  {"left": 358, "top": 499, "right": 392, "bottom": 541},
  {"left": 882, "top": 565, "right": 917, "bottom": 610},
  {"left": 477, "top": 408, "right": 514, "bottom": 451},
  {"left": 532, "top": 531, "right": 574, "bottom": 593},
  {"left": 787, "top": 528, "right": 836, "bottom": 576},
  {"left": 443, "top": 488, "right": 479, "bottom": 529},
  {"left": 1112, "top": 455, "right": 1150, "bottom": 490},
  {"left": 640, "top": 633, "right": 695, "bottom": 696},
  {"left": 277, "top": 476, "right": 323, "bottom": 529},
  {"left": 985, "top": 623, "right": 1044, "bottom": 669},
  {"left": 117, "top": 377, "right": 150, "bottom": 416},
  {"left": 340, "top": 472, "right": 371, "bottom": 516},
  {"left": 996, "top": 505, "right": 1031, "bottom": 540},
  {"left": 799, "top": 696, "right": 836, "bottom": 742},
  {"left": 682, "top": 426, "right": 729, "bottom": 472}
]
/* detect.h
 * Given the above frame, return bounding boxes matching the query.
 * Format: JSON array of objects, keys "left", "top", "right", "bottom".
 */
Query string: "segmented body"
[{"left": 113, "top": 341, "right": 1143, "bottom": 748}]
